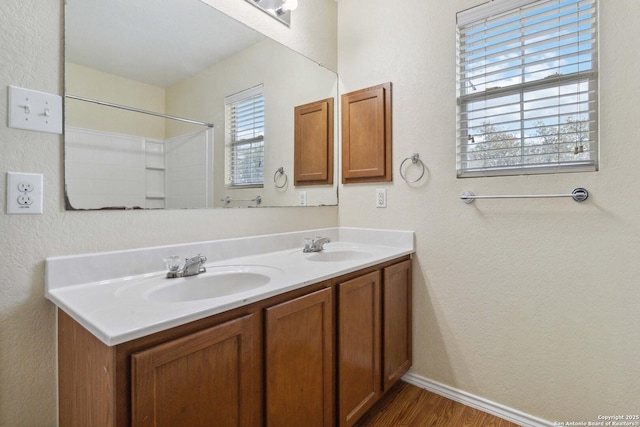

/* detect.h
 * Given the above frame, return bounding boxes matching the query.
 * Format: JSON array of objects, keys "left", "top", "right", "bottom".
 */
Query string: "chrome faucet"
[
  {"left": 165, "top": 254, "right": 207, "bottom": 278},
  {"left": 303, "top": 237, "right": 331, "bottom": 253}
]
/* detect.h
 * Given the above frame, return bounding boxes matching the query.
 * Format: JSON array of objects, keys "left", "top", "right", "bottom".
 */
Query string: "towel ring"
[
  {"left": 274, "top": 167, "right": 288, "bottom": 189},
  {"left": 399, "top": 153, "right": 426, "bottom": 183}
]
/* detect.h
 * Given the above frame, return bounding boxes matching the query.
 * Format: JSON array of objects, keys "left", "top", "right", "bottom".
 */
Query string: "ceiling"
[{"left": 65, "top": 0, "right": 266, "bottom": 87}]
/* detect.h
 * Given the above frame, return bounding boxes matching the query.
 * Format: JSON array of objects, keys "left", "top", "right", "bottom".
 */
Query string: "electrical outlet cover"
[
  {"left": 7, "top": 172, "right": 43, "bottom": 214},
  {"left": 376, "top": 188, "right": 387, "bottom": 208}
]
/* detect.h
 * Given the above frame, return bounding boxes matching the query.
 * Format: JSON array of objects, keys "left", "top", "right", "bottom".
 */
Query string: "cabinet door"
[
  {"left": 131, "top": 314, "right": 259, "bottom": 427},
  {"left": 337, "top": 271, "right": 381, "bottom": 427},
  {"left": 382, "top": 259, "right": 412, "bottom": 391},
  {"left": 294, "top": 98, "right": 334, "bottom": 186},
  {"left": 265, "top": 287, "right": 334, "bottom": 427},
  {"left": 341, "top": 82, "right": 392, "bottom": 184}
]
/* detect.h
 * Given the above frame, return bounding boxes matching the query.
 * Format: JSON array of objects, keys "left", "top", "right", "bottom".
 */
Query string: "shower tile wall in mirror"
[{"left": 64, "top": 0, "right": 338, "bottom": 210}]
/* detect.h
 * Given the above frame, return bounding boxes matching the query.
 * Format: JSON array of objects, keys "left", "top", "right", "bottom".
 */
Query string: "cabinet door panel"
[
  {"left": 266, "top": 287, "right": 334, "bottom": 427},
  {"left": 131, "top": 314, "right": 257, "bottom": 427},
  {"left": 338, "top": 271, "right": 381, "bottom": 427},
  {"left": 294, "top": 98, "right": 334, "bottom": 186},
  {"left": 383, "top": 259, "right": 412, "bottom": 391},
  {"left": 341, "top": 83, "right": 391, "bottom": 184}
]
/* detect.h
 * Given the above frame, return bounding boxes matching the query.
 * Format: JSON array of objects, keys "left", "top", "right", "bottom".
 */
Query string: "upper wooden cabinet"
[
  {"left": 341, "top": 82, "right": 392, "bottom": 184},
  {"left": 294, "top": 98, "right": 334, "bottom": 186}
]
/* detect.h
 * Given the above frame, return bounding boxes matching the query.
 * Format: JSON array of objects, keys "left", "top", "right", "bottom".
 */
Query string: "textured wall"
[
  {"left": 0, "top": 0, "right": 337, "bottom": 425},
  {"left": 337, "top": 0, "right": 640, "bottom": 422}
]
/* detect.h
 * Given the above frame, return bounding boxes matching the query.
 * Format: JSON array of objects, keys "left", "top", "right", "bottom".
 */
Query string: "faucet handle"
[
  {"left": 304, "top": 238, "right": 313, "bottom": 251},
  {"left": 185, "top": 254, "right": 207, "bottom": 266},
  {"left": 164, "top": 256, "right": 181, "bottom": 272},
  {"left": 194, "top": 254, "right": 207, "bottom": 274},
  {"left": 194, "top": 254, "right": 207, "bottom": 264}
]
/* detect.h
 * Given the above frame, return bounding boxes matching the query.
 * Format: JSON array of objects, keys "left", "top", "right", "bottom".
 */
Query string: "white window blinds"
[
  {"left": 456, "top": 0, "right": 598, "bottom": 177},
  {"left": 225, "top": 85, "right": 265, "bottom": 187}
]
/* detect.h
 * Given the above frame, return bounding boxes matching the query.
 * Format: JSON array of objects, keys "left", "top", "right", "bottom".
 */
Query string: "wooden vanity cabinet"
[
  {"left": 131, "top": 314, "right": 257, "bottom": 427},
  {"left": 337, "top": 271, "right": 382, "bottom": 427},
  {"left": 335, "top": 258, "right": 412, "bottom": 427},
  {"left": 382, "top": 259, "right": 412, "bottom": 391},
  {"left": 265, "top": 287, "right": 334, "bottom": 427},
  {"left": 57, "top": 257, "right": 411, "bottom": 427},
  {"left": 58, "top": 306, "right": 264, "bottom": 427}
]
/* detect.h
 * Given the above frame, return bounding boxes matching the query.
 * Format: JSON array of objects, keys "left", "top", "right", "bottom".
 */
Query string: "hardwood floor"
[{"left": 354, "top": 381, "right": 521, "bottom": 427}]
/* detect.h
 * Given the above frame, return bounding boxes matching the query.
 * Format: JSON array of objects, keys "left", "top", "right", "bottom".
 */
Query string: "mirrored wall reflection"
[
  {"left": 64, "top": 125, "right": 212, "bottom": 210},
  {"left": 64, "top": 0, "right": 338, "bottom": 210}
]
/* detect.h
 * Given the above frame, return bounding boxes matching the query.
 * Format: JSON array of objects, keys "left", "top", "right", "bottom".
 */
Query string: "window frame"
[
  {"left": 225, "top": 85, "right": 265, "bottom": 188},
  {"left": 456, "top": 0, "right": 599, "bottom": 178}
]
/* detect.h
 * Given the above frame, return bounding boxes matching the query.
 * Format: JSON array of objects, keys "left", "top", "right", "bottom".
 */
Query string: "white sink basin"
[
  {"left": 117, "top": 265, "right": 282, "bottom": 303},
  {"left": 304, "top": 249, "right": 372, "bottom": 262}
]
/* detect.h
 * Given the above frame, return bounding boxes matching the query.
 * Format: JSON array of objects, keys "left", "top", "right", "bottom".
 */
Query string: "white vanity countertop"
[{"left": 46, "top": 227, "right": 414, "bottom": 346}]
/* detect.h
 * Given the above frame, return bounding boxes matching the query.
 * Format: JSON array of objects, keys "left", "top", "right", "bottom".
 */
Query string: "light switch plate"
[
  {"left": 8, "top": 85, "right": 63, "bottom": 134},
  {"left": 6, "top": 172, "right": 43, "bottom": 214}
]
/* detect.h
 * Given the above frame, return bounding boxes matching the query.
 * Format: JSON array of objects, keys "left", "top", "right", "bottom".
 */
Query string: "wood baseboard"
[{"left": 401, "top": 372, "right": 553, "bottom": 427}]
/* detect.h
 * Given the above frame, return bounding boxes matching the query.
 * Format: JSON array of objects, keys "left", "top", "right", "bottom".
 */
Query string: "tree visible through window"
[
  {"left": 456, "top": 0, "right": 598, "bottom": 177},
  {"left": 225, "top": 85, "right": 265, "bottom": 187}
]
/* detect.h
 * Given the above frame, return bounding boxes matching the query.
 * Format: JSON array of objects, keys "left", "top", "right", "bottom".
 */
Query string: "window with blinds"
[
  {"left": 225, "top": 85, "right": 265, "bottom": 187},
  {"left": 456, "top": 0, "right": 598, "bottom": 177}
]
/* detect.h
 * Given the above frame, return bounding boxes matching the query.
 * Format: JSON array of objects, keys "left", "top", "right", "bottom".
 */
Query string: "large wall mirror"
[{"left": 64, "top": 0, "right": 338, "bottom": 210}]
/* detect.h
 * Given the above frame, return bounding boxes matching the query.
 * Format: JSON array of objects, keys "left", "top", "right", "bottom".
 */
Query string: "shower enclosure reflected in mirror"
[{"left": 64, "top": 0, "right": 338, "bottom": 210}]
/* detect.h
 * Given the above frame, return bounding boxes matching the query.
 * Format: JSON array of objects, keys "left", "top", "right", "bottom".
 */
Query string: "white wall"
[
  {"left": 337, "top": 0, "right": 640, "bottom": 422},
  {"left": 0, "top": 0, "right": 337, "bottom": 425}
]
